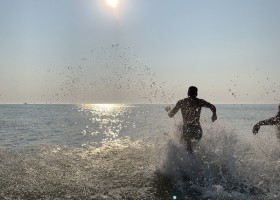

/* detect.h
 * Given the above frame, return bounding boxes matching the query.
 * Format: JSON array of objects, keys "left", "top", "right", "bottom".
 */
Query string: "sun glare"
[
  {"left": 79, "top": 104, "right": 127, "bottom": 115},
  {"left": 106, "top": 0, "right": 119, "bottom": 8}
]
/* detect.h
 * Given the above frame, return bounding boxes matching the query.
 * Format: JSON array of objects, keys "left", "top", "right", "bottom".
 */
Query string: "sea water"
[{"left": 0, "top": 104, "right": 279, "bottom": 199}]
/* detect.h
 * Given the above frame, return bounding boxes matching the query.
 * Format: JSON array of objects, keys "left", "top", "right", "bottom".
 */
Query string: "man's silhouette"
[{"left": 166, "top": 86, "right": 217, "bottom": 153}]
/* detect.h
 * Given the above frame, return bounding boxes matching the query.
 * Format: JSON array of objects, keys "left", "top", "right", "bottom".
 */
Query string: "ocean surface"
[{"left": 0, "top": 104, "right": 279, "bottom": 199}]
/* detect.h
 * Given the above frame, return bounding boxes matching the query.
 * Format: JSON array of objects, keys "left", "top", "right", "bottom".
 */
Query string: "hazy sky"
[{"left": 0, "top": 0, "right": 279, "bottom": 104}]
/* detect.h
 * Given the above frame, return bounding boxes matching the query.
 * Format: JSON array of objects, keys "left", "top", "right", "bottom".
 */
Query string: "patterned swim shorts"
[{"left": 182, "top": 124, "right": 202, "bottom": 141}]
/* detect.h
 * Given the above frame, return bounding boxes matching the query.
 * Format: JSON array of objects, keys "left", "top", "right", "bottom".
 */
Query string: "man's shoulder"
[
  {"left": 190, "top": 97, "right": 206, "bottom": 103},
  {"left": 196, "top": 98, "right": 212, "bottom": 107},
  {"left": 178, "top": 98, "right": 191, "bottom": 103},
  {"left": 175, "top": 98, "right": 189, "bottom": 106},
  {"left": 177, "top": 98, "right": 208, "bottom": 104},
  {"left": 176, "top": 99, "right": 185, "bottom": 105},
  {"left": 198, "top": 98, "right": 207, "bottom": 103},
  {"left": 178, "top": 97, "right": 203, "bottom": 102}
]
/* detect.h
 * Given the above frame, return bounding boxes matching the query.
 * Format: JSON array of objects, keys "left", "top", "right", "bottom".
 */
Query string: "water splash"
[
  {"left": 0, "top": 140, "right": 157, "bottom": 199},
  {"left": 152, "top": 123, "right": 279, "bottom": 199},
  {"left": 0, "top": 122, "right": 279, "bottom": 199},
  {"left": 44, "top": 45, "right": 177, "bottom": 104}
]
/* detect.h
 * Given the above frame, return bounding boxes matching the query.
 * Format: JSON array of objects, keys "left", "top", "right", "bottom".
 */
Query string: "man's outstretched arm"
[{"left": 252, "top": 117, "right": 279, "bottom": 134}]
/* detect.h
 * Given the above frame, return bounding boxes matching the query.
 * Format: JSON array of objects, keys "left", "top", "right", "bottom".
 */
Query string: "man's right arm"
[{"left": 167, "top": 101, "right": 181, "bottom": 118}]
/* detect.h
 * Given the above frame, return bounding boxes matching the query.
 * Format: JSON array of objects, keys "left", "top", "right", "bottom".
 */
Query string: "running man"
[
  {"left": 252, "top": 103, "right": 280, "bottom": 139},
  {"left": 166, "top": 86, "right": 217, "bottom": 153}
]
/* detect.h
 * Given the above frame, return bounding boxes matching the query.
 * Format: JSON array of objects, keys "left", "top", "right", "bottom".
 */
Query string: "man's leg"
[
  {"left": 186, "top": 138, "right": 193, "bottom": 153},
  {"left": 182, "top": 125, "right": 193, "bottom": 153}
]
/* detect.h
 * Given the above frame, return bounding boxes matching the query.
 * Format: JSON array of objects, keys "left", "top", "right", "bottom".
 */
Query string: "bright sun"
[{"left": 105, "top": 0, "right": 119, "bottom": 8}]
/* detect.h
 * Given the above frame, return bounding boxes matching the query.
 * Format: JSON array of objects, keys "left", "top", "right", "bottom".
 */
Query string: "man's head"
[{"left": 188, "top": 86, "right": 198, "bottom": 98}]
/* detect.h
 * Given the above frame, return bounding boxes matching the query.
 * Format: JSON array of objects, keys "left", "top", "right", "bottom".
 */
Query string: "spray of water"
[
  {"left": 44, "top": 45, "right": 178, "bottom": 104},
  {"left": 0, "top": 122, "right": 279, "bottom": 199},
  {"left": 152, "top": 123, "right": 280, "bottom": 199},
  {"left": 0, "top": 140, "right": 157, "bottom": 199}
]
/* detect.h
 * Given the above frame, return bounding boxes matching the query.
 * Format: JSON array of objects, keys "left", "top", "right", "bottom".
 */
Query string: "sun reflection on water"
[
  {"left": 77, "top": 104, "right": 133, "bottom": 143},
  {"left": 80, "top": 104, "right": 128, "bottom": 116}
]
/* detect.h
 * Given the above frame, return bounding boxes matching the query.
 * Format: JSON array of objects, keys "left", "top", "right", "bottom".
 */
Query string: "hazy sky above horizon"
[{"left": 0, "top": 0, "right": 279, "bottom": 104}]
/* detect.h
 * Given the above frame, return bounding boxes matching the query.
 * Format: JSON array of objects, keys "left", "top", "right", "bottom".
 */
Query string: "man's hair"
[{"left": 188, "top": 86, "right": 198, "bottom": 98}]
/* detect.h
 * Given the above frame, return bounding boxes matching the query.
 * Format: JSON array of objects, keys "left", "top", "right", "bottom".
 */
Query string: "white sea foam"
[{"left": 154, "top": 122, "right": 280, "bottom": 199}]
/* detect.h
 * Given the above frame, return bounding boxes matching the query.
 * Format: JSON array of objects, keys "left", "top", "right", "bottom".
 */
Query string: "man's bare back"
[
  {"left": 166, "top": 86, "right": 217, "bottom": 153},
  {"left": 167, "top": 97, "right": 217, "bottom": 125}
]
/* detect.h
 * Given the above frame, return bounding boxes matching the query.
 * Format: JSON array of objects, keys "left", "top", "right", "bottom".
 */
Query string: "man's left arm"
[{"left": 201, "top": 100, "right": 217, "bottom": 122}]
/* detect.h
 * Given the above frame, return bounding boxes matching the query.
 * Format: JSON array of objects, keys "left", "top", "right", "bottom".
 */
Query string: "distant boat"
[{"left": 24, "top": 102, "right": 28, "bottom": 105}]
